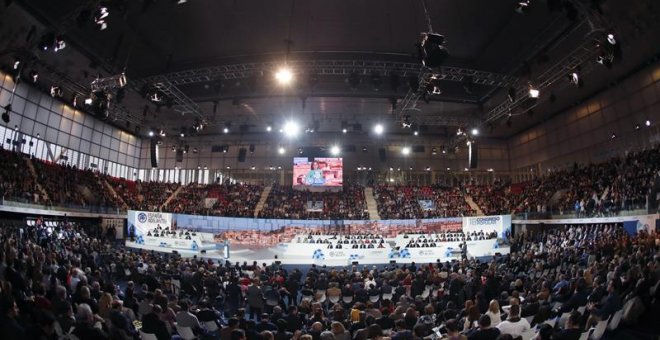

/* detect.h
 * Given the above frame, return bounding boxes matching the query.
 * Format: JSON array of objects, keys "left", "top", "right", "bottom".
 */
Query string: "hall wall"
[{"left": 508, "top": 63, "right": 660, "bottom": 172}]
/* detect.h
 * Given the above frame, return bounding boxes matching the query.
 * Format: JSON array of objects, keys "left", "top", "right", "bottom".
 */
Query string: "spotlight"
[
  {"left": 330, "top": 145, "right": 341, "bottom": 156},
  {"left": 607, "top": 33, "right": 616, "bottom": 45},
  {"left": 148, "top": 130, "right": 155, "bottom": 137},
  {"left": 266, "top": 125, "right": 272, "bottom": 132},
  {"left": 29, "top": 70, "right": 38, "bottom": 83},
  {"left": 2, "top": 104, "right": 11, "bottom": 123},
  {"left": 50, "top": 86, "right": 62, "bottom": 98},
  {"left": 515, "top": 0, "right": 531, "bottom": 13},
  {"left": 567, "top": 69, "right": 583, "bottom": 88},
  {"left": 611, "top": 132, "right": 616, "bottom": 139},
  {"left": 223, "top": 127, "right": 229, "bottom": 134},
  {"left": 635, "top": 124, "right": 641, "bottom": 130},
  {"left": 159, "top": 129, "right": 166, "bottom": 137},
  {"left": 84, "top": 97, "right": 93, "bottom": 105},
  {"left": 149, "top": 92, "right": 162, "bottom": 103},
  {"left": 413, "top": 130, "right": 419, "bottom": 136},
  {"left": 471, "top": 128, "right": 479, "bottom": 136},
  {"left": 94, "top": 7, "right": 109, "bottom": 30},
  {"left": 283, "top": 121, "right": 300, "bottom": 138},
  {"left": 528, "top": 85, "right": 540, "bottom": 98},
  {"left": 373, "top": 123, "right": 384, "bottom": 135},
  {"left": 278, "top": 147, "right": 286, "bottom": 155},
  {"left": 645, "top": 120, "right": 651, "bottom": 127},
  {"left": 275, "top": 67, "right": 293, "bottom": 85},
  {"left": 13, "top": 59, "right": 20, "bottom": 70},
  {"left": 432, "top": 148, "right": 437, "bottom": 155},
  {"left": 54, "top": 35, "right": 66, "bottom": 52},
  {"left": 402, "top": 115, "right": 412, "bottom": 128},
  {"left": 180, "top": 132, "right": 185, "bottom": 138},
  {"left": 401, "top": 146, "right": 410, "bottom": 155},
  {"left": 342, "top": 128, "right": 347, "bottom": 134},
  {"left": 192, "top": 148, "right": 198, "bottom": 154}
]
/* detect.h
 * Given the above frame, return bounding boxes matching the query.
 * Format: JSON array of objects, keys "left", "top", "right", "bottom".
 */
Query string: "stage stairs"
[
  {"left": 25, "top": 158, "right": 50, "bottom": 202},
  {"left": 102, "top": 178, "right": 128, "bottom": 210},
  {"left": 254, "top": 185, "right": 272, "bottom": 217},
  {"left": 161, "top": 185, "right": 184, "bottom": 210},
  {"left": 465, "top": 196, "right": 484, "bottom": 216},
  {"left": 365, "top": 187, "right": 381, "bottom": 220}
]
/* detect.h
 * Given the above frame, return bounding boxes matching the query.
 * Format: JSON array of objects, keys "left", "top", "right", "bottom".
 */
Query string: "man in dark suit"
[
  {"left": 468, "top": 315, "right": 501, "bottom": 340},
  {"left": 587, "top": 278, "right": 622, "bottom": 327},
  {"left": 553, "top": 312, "right": 582, "bottom": 340},
  {"left": 220, "top": 318, "right": 239, "bottom": 340},
  {"left": 142, "top": 305, "right": 171, "bottom": 340}
]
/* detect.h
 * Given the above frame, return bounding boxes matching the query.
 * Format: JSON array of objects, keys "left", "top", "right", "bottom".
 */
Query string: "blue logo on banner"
[
  {"left": 312, "top": 249, "right": 325, "bottom": 260},
  {"left": 444, "top": 247, "right": 454, "bottom": 258},
  {"left": 159, "top": 242, "right": 167, "bottom": 247},
  {"left": 399, "top": 248, "right": 411, "bottom": 258},
  {"left": 493, "top": 241, "right": 499, "bottom": 249},
  {"left": 135, "top": 235, "right": 144, "bottom": 244},
  {"left": 138, "top": 213, "right": 148, "bottom": 223},
  {"left": 349, "top": 254, "right": 360, "bottom": 260},
  {"left": 191, "top": 241, "right": 198, "bottom": 251},
  {"left": 388, "top": 250, "right": 399, "bottom": 258}
]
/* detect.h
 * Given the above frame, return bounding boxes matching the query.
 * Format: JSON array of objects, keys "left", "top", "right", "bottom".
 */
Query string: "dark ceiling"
[{"left": 1, "top": 0, "right": 659, "bottom": 143}]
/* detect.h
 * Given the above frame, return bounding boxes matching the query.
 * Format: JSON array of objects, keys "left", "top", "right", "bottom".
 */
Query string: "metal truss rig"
[
  {"left": 139, "top": 60, "right": 516, "bottom": 88},
  {"left": 149, "top": 77, "right": 211, "bottom": 125}
]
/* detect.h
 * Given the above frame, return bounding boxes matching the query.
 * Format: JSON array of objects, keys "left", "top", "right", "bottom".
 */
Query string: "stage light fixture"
[
  {"left": 342, "top": 128, "right": 347, "bottom": 134},
  {"left": 275, "top": 67, "right": 293, "bottom": 85},
  {"left": 528, "top": 85, "right": 540, "bottom": 98},
  {"left": 148, "top": 130, "right": 154, "bottom": 137},
  {"left": 2, "top": 104, "right": 11, "bottom": 123},
  {"left": 330, "top": 145, "right": 340, "bottom": 156},
  {"left": 94, "top": 7, "right": 109, "bottom": 30},
  {"left": 607, "top": 33, "right": 616, "bottom": 45},
  {"left": 471, "top": 128, "right": 479, "bottom": 136},
  {"left": 223, "top": 126, "right": 229, "bottom": 134},
  {"left": 432, "top": 148, "right": 437, "bottom": 155},
  {"left": 413, "top": 130, "right": 419, "bottom": 136},
  {"left": 515, "top": 0, "right": 531, "bottom": 13},
  {"left": 278, "top": 147, "right": 286, "bottom": 155},
  {"left": 266, "top": 125, "right": 272, "bottom": 132},
  {"left": 420, "top": 33, "right": 449, "bottom": 68},
  {"left": 50, "top": 86, "right": 62, "bottom": 98},
  {"left": 29, "top": 70, "right": 38, "bottom": 83},
  {"left": 84, "top": 97, "right": 93, "bottom": 105},
  {"left": 401, "top": 146, "right": 410, "bottom": 155},
  {"left": 373, "top": 123, "right": 384, "bottom": 135},
  {"left": 54, "top": 35, "right": 66, "bottom": 52},
  {"left": 283, "top": 121, "right": 300, "bottom": 138},
  {"left": 645, "top": 120, "right": 651, "bottom": 127}
]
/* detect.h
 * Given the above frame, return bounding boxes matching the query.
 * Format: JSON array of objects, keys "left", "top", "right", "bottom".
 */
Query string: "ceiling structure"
[{"left": 1, "top": 0, "right": 659, "bottom": 147}]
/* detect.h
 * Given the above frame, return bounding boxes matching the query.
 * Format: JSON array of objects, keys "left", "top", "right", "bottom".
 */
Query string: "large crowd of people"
[
  {"left": 0, "top": 216, "right": 657, "bottom": 340},
  {"left": 259, "top": 184, "right": 369, "bottom": 220},
  {"left": 1, "top": 147, "right": 658, "bottom": 220}
]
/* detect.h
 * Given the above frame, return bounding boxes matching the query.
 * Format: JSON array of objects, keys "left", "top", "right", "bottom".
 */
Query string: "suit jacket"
[{"left": 246, "top": 285, "right": 264, "bottom": 308}]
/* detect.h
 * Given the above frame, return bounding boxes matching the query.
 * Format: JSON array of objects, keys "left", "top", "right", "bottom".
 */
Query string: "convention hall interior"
[{"left": 0, "top": 0, "right": 659, "bottom": 340}]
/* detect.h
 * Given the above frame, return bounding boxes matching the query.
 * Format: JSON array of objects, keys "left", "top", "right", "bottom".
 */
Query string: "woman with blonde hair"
[
  {"left": 97, "top": 292, "right": 113, "bottom": 319},
  {"left": 486, "top": 299, "right": 502, "bottom": 325},
  {"left": 331, "top": 321, "right": 351, "bottom": 340}
]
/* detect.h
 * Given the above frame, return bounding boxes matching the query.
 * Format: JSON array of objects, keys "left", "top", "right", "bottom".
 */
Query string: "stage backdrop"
[{"left": 127, "top": 210, "right": 511, "bottom": 250}]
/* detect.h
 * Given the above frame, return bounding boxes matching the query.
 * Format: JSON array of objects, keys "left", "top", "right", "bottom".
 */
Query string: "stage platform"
[{"left": 125, "top": 239, "right": 510, "bottom": 266}]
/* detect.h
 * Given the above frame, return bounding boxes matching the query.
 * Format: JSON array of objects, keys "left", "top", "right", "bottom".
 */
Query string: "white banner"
[
  {"left": 127, "top": 210, "right": 173, "bottom": 237},
  {"left": 462, "top": 215, "right": 512, "bottom": 238}
]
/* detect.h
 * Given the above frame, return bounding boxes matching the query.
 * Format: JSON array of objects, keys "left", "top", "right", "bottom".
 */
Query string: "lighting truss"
[
  {"left": 150, "top": 78, "right": 212, "bottom": 125},
  {"left": 90, "top": 73, "right": 127, "bottom": 92},
  {"left": 138, "top": 60, "right": 517, "bottom": 88}
]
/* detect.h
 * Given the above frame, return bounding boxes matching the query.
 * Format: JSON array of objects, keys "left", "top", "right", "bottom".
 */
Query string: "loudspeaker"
[
  {"left": 469, "top": 142, "right": 478, "bottom": 169},
  {"left": 150, "top": 139, "right": 158, "bottom": 168},
  {"left": 389, "top": 260, "right": 396, "bottom": 264},
  {"left": 378, "top": 148, "right": 386, "bottom": 162},
  {"left": 238, "top": 148, "right": 247, "bottom": 162},
  {"left": 175, "top": 149, "right": 183, "bottom": 162},
  {"left": 200, "top": 250, "right": 206, "bottom": 254},
  {"left": 351, "top": 261, "right": 359, "bottom": 265}
]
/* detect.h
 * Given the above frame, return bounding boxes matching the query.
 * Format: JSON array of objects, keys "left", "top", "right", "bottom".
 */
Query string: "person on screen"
[{"left": 305, "top": 161, "right": 325, "bottom": 185}]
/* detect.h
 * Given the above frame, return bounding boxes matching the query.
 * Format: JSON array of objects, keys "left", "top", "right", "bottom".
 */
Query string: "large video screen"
[{"left": 293, "top": 157, "right": 343, "bottom": 187}]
